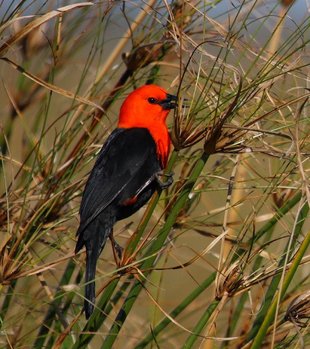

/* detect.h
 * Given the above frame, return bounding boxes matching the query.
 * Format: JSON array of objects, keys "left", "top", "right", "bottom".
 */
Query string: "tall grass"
[{"left": 0, "top": 1, "right": 309, "bottom": 348}]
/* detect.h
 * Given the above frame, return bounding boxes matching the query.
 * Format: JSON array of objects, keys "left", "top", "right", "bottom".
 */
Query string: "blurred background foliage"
[{"left": 0, "top": 1, "right": 309, "bottom": 348}]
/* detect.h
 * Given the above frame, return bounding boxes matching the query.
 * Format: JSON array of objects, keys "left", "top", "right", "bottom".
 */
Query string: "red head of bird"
[{"left": 118, "top": 84, "right": 176, "bottom": 168}]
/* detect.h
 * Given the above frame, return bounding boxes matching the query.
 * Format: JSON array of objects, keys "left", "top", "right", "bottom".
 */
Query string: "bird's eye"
[{"left": 148, "top": 97, "right": 157, "bottom": 104}]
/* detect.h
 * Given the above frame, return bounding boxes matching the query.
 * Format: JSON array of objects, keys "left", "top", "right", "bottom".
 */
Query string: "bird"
[{"left": 75, "top": 84, "right": 177, "bottom": 318}]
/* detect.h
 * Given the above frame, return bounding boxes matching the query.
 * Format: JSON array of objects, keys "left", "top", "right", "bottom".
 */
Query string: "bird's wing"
[{"left": 77, "top": 127, "right": 160, "bottom": 235}]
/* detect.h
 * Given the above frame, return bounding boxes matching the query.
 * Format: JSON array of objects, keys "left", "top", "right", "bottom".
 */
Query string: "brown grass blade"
[
  {"left": 0, "top": 2, "right": 93, "bottom": 56},
  {"left": 0, "top": 57, "right": 103, "bottom": 111}
]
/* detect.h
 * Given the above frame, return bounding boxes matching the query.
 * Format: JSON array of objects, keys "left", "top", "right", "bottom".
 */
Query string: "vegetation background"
[{"left": 0, "top": 0, "right": 309, "bottom": 348}]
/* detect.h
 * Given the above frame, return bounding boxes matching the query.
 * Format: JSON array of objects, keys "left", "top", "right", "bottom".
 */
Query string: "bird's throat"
[{"left": 148, "top": 125, "right": 170, "bottom": 169}]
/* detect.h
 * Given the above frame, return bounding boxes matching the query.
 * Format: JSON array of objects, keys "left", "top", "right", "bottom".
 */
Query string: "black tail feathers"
[
  {"left": 76, "top": 211, "right": 116, "bottom": 318},
  {"left": 84, "top": 247, "right": 97, "bottom": 319}
]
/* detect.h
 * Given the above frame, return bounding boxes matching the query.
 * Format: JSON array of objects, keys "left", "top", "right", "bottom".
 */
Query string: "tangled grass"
[{"left": 0, "top": 1, "right": 309, "bottom": 348}]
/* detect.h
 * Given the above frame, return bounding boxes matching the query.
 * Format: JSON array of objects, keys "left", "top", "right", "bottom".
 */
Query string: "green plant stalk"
[
  {"left": 11, "top": 91, "right": 54, "bottom": 247},
  {"left": 0, "top": 280, "right": 17, "bottom": 326},
  {"left": 249, "top": 229, "right": 310, "bottom": 349},
  {"left": 135, "top": 273, "right": 216, "bottom": 349},
  {"left": 100, "top": 152, "right": 210, "bottom": 349},
  {"left": 0, "top": 116, "right": 15, "bottom": 169},
  {"left": 0, "top": 58, "right": 34, "bottom": 164},
  {"left": 182, "top": 299, "right": 220, "bottom": 349},
  {"left": 125, "top": 150, "right": 179, "bottom": 257},
  {"left": 71, "top": 277, "right": 119, "bottom": 349},
  {"left": 251, "top": 191, "right": 303, "bottom": 243},
  {"left": 33, "top": 259, "right": 77, "bottom": 349},
  {"left": 179, "top": 189, "right": 308, "bottom": 349},
  {"left": 223, "top": 267, "right": 261, "bottom": 344},
  {"left": 219, "top": 191, "right": 304, "bottom": 344},
  {"left": 20, "top": 73, "right": 53, "bottom": 187},
  {"left": 100, "top": 277, "right": 132, "bottom": 319},
  {"left": 44, "top": 268, "right": 84, "bottom": 349},
  {"left": 136, "top": 178, "right": 305, "bottom": 348},
  {"left": 149, "top": 252, "right": 169, "bottom": 331},
  {"left": 223, "top": 199, "right": 307, "bottom": 346},
  {"left": 223, "top": 223, "right": 277, "bottom": 345},
  {"left": 247, "top": 202, "right": 309, "bottom": 342},
  {"left": 235, "top": 190, "right": 303, "bottom": 258},
  {"left": 63, "top": 268, "right": 84, "bottom": 313}
]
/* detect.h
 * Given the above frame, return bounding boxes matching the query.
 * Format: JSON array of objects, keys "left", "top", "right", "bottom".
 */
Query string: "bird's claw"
[
  {"left": 110, "top": 236, "right": 123, "bottom": 260},
  {"left": 156, "top": 171, "right": 174, "bottom": 189},
  {"left": 114, "top": 242, "right": 123, "bottom": 260}
]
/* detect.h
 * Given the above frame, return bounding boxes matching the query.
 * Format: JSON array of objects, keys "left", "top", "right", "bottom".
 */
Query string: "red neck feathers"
[{"left": 118, "top": 85, "right": 173, "bottom": 168}]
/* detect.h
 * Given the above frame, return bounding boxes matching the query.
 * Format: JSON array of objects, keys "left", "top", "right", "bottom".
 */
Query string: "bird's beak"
[{"left": 159, "top": 94, "right": 178, "bottom": 110}]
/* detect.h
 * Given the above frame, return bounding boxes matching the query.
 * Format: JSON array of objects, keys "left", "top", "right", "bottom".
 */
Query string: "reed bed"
[{"left": 0, "top": 1, "right": 309, "bottom": 348}]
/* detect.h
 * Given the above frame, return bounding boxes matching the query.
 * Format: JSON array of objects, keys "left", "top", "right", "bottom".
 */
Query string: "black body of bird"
[{"left": 75, "top": 128, "right": 163, "bottom": 318}]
